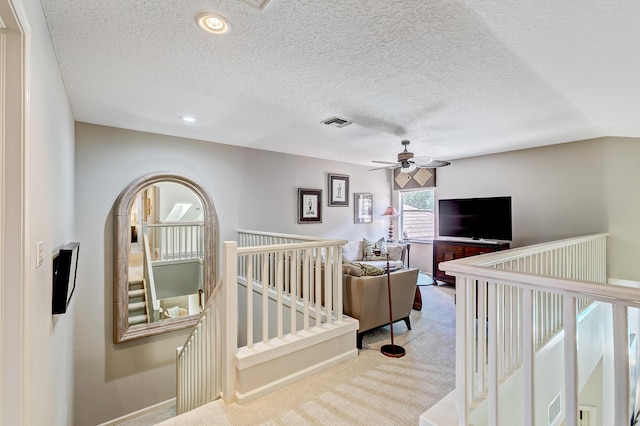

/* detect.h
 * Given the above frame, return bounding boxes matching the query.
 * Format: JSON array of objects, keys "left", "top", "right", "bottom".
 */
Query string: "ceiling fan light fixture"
[
  {"left": 400, "top": 161, "right": 416, "bottom": 173},
  {"left": 196, "top": 13, "right": 231, "bottom": 34}
]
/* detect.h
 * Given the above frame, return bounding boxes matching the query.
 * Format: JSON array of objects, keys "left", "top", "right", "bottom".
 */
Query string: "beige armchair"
[{"left": 342, "top": 268, "right": 419, "bottom": 349}]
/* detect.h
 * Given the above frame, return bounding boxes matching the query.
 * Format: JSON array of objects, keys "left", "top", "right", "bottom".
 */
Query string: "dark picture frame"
[
  {"left": 298, "top": 188, "right": 322, "bottom": 223},
  {"left": 354, "top": 193, "right": 373, "bottom": 224},
  {"left": 328, "top": 173, "right": 349, "bottom": 206}
]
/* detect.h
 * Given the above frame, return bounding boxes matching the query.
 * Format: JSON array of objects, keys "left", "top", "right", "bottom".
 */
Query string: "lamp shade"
[{"left": 381, "top": 206, "right": 399, "bottom": 217}]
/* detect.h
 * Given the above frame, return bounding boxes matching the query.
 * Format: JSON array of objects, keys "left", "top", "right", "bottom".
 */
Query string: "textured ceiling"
[{"left": 41, "top": 0, "right": 640, "bottom": 166}]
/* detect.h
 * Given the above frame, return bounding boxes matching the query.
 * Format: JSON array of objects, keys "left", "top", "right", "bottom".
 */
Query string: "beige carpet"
[{"left": 158, "top": 284, "right": 456, "bottom": 425}]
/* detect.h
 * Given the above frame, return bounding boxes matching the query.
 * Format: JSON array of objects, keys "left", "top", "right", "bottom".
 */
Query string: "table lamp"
[{"left": 381, "top": 206, "right": 399, "bottom": 242}]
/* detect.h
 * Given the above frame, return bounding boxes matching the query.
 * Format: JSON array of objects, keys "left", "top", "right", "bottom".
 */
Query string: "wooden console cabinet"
[{"left": 433, "top": 239, "right": 510, "bottom": 285}]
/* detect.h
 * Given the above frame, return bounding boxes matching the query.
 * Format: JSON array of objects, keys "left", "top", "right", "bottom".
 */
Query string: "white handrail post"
[
  {"left": 563, "top": 295, "right": 578, "bottom": 426},
  {"left": 222, "top": 241, "right": 238, "bottom": 403},
  {"left": 613, "top": 304, "right": 630, "bottom": 426}
]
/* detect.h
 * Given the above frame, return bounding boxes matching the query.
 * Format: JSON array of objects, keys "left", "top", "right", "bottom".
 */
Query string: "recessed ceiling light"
[
  {"left": 196, "top": 13, "right": 231, "bottom": 34},
  {"left": 180, "top": 116, "right": 196, "bottom": 123}
]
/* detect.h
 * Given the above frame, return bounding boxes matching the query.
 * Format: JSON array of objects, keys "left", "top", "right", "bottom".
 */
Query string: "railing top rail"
[
  {"left": 237, "top": 229, "right": 337, "bottom": 242},
  {"left": 142, "top": 234, "right": 159, "bottom": 309},
  {"left": 442, "top": 233, "right": 609, "bottom": 268},
  {"left": 235, "top": 239, "right": 348, "bottom": 255},
  {"left": 442, "top": 265, "right": 640, "bottom": 307},
  {"left": 147, "top": 222, "right": 204, "bottom": 227}
]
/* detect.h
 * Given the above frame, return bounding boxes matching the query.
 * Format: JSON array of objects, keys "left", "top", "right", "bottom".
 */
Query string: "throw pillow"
[
  {"left": 362, "top": 237, "right": 387, "bottom": 261},
  {"left": 353, "top": 262, "right": 385, "bottom": 276},
  {"left": 342, "top": 260, "right": 362, "bottom": 277},
  {"left": 387, "top": 244, "right": 404, "bottom": 261},
  {"left": 342, "top": 241, "right": 363, "bottom": 262}
]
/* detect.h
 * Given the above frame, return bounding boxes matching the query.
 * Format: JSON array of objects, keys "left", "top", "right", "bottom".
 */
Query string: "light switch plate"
[{"left": 36, "top": 241, "right": 44, "bottom": 268}]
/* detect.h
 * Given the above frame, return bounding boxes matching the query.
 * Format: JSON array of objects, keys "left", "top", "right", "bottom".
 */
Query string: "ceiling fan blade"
[
  {"left": 426, "top": 159, "right": 451, "bottom": 167},
  {"left": 411, "top": 157, "right": 451, "bottom": 168},
  {"left": 410, "top": 156, "right": 433, "bottom": 163},
  {"left": 368, "top": 165, "right": 396, "bottom": 171},
  {"left": 371, "top": 140, "right": 453, "bottom": 172}
]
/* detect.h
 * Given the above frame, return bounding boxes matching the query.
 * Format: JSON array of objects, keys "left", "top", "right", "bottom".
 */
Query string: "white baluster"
[
  {"left": 302, "top": 249, "right": 310, "bottom": 330},
  {"left": 325, "top": 247, "right": 333, "bottom": 324},
  {"left": 262, "top": 254, "right": 269, "bottom": 343},
  {"left": 613, "top": 304, "right": 630, "bottom": 426},
  {"left": 488, "top": 281, "right": 498, "bottom": 426},
  {"left": 522, "top": 288, "right": 534, "bottom": 426},
  {"left": 315, "top": 250, "right": 322, "bottom": 328},
  {"left": 290, "top": 250, "right": 297, "bottom": 335},
  {"left": 456, "top": 276, "right": 469, "bottom": 426},
  {"left": 276, "top": 251, "right": 283, "bottom": 338},
  {"left": 246, "top": 254, "right": 253, "bottom": 348},
  {"left": 563, "top": 295, "right": 578, "bottom": 426}
]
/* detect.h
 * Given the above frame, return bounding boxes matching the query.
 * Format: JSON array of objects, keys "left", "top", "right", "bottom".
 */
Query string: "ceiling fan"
[{"left": 370, "top": 140, "right": 451, "bottom": 172}]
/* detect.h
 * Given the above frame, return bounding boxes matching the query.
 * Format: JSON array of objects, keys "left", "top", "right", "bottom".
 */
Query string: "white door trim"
[{"left": 0, "top": 0, "right": 29, "bottom": 424}]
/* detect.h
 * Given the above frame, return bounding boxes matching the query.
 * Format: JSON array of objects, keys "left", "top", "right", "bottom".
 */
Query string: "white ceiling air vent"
[
  {"left": 238, "top": 0, "right": 271, "bottom": 10},
  {"left": 322, "top": 116, "right": 353, "bottom": 128}
]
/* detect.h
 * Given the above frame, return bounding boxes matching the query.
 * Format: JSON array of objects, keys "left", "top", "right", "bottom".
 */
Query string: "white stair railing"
[
  {"left": 176, "top": 231, "right": 348, "bottom": 414},
  {"left": 147, "top": 222, "right": 204, "bottom": 261},
  {"left": 236, "top": 239, "right": 345, "bottom": 346},
  {"left": 176, "top": 280, "right": 222, "bottom": 414},
  {"left": 440, "top": 233, "right": 640, "bottom": 426}
]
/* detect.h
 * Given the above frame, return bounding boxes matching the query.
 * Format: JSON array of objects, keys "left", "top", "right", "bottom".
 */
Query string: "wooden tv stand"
[{"left": 433, "top": 239, "right": 510, "bottom": 285}]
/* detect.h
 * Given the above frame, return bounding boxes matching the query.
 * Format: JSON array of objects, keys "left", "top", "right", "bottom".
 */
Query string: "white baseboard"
[{"left": 96, "top": 398, "right": 176, "bottom": 426}]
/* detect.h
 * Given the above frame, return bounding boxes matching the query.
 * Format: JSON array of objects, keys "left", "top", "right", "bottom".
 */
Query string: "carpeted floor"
[{"left": 155, "top": 283, "right": 456, "bottom": 425}]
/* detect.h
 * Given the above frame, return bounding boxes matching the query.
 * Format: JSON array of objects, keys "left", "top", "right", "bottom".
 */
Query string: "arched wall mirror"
[{"left": 114, "top": 172, "right": 217, "bottom": 343}]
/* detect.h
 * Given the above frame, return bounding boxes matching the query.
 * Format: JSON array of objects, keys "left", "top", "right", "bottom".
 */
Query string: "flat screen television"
[
  {"left": 438, "top": 196, "right": 512, "bottom": 241},
  {"left": 52, "top": 242, "right": 80, "bottom": 314}
]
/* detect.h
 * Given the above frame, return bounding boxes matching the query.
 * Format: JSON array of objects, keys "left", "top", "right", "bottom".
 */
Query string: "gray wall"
[
  {"left": 432, "top": 136, "right": 639, "bottom": 281},
  {"left": 395, "top": 138, "right": 609, "bottom": 275},
  {"left": 435, "top": 138, "right": 607, "bottom": 247},
  {"left": 153, "top": 261, "right": 202, "bottom": 298},
  {"left": 74, "top": 122, "right": 391, "bottom": 424}
]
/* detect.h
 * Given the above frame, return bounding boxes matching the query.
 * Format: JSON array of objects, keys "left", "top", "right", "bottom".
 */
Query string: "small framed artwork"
[
  {"left": 354, "top": 193, "right": 373, "bottom": 224},
  {"left": 298, "top": 188, "right": 322, "bottom": 223},
  {"left": 328, "top": 173, "right": 349, "bottom": 206}
]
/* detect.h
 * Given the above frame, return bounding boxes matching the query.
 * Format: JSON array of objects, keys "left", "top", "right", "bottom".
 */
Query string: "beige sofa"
[{"left": 343, "top": 268, "right": 419, "bottom": 349}]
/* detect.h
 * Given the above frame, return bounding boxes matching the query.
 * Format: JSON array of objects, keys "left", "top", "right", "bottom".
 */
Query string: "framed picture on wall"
[
  {"left": 298, "top": 188, "right": 322, "bottom": 223},
  {"left": 354, "top": 193, "right": 373, "bottom": 224},
  {"left": 328, "top": 173, "right": 349, "bottom": 206}
]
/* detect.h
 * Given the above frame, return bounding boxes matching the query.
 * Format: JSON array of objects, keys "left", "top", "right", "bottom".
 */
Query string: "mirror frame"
[{"left": 113, "top": 172, "right": 217, "bottom": 343}]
